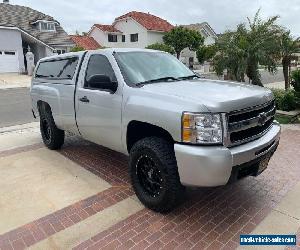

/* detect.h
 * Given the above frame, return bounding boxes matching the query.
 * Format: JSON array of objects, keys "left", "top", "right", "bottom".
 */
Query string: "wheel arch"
[{"left": 126, "top": 120, "right": 174, "bottom": 153}]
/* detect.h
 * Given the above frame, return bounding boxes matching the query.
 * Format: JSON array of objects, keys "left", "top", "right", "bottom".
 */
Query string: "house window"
[
  {"left": 122, "top": 35, "right": 126, "bottom": 42},
  {"left": 4, "top": 51, "right": 16, "bottom": 55},
  {"left": 40, "top": 21, "right": 56, "bottom": 31},
  {"left": 108, "top": 34, "right": 118, "bottom": 42},
  {"left": 130, "top": 33, "right": 138, "bottom": 42},
  {"left": 56, "top": 49, "right": 66, "bottom": 55}
]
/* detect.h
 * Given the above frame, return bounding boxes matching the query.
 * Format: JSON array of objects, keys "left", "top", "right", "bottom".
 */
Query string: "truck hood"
[{"left": 141, "top": 79, "right": 274, "bottom": 112}]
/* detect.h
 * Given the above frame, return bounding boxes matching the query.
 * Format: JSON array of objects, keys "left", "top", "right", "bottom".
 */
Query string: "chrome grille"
[{"left": 227, "top": 100, "right": 276, "bottom": 146}]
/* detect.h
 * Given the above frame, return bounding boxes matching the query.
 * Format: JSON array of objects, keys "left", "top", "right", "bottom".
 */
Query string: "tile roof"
[
  {"left": 0, "top": 3, "right": 74, "bottom": 47},
  {"left": 69, "top": 35, "right": 101, "bottom": 50},
  {"left": 115, "top": 11, "right": 174, "bottom": 32},
  {"left": 93, "top": 24, "right": 121, "bottom": 33}
]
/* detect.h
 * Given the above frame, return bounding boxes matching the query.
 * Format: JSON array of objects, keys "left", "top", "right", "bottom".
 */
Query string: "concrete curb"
[
  {"left": 0, "top": 84, "right": 31, "bottom": 90},
  {"left": 0, "top": 122, "right": 39, "bottom": 134}
]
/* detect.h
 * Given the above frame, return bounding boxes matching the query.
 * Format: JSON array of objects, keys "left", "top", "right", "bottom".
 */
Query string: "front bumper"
[{"left": 174, "top": 122, "right": 281, "bottom": 187}]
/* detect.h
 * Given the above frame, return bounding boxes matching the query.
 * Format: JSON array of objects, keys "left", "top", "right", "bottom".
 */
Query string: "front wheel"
[
  {"left": 39, "top": 107, "right": 65, "bottom": 150},
  {"left": 129, "top": 137, "right": 184, "bottom": 213}
]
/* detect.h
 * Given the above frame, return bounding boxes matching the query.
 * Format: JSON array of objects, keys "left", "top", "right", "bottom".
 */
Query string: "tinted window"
[
  {"left": 85, "top": 54, "right": 116, "bottom": 87},
  {"left": 35, "top": 57, "right": 79, "bottom": 80}
]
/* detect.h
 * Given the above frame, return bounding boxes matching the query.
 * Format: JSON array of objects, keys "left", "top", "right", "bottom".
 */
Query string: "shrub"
[
  {"left": 70, "top": 46, "right": 85, "bottom": 52},
  {"left": 146, "top": 43, "right": 175, "bottom": 54},
  {"left": 196, "top": 45, "right": 217, "bottom": 64},
  {"left": 271, "top": 89, "right": 298, "bottom": 111},
  {"left": 291, "top": 70, "right": 300, "bottom": 93}
]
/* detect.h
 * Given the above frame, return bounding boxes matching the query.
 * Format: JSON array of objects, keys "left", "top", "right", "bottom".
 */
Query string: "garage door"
[{"left": 0, "top": 51, "right": 19, "bottom": 73}]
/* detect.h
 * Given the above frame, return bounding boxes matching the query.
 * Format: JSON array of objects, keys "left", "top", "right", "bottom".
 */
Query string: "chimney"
[{"left": 3, "top": 0, "right": 9, "bottom": 3}]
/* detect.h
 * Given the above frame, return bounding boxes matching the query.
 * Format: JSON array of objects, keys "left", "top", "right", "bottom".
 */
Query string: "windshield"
[{"left": 114, "top": 51, "right": 195, "bottom": 86}]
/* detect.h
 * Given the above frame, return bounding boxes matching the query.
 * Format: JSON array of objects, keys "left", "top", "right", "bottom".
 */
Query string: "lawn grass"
[{"left": 275, "top": 114, "right": 300, "bottom": 124}]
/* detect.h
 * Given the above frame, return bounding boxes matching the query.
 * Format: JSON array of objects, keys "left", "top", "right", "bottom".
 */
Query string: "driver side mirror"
[{"left": 86, "top": 74, "right": 118, "bottom": 93}]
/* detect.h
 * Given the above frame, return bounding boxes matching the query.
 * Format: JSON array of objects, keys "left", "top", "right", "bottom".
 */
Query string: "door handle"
[{"left": 79, "top": 96, "right": 90, "bottom": 103}]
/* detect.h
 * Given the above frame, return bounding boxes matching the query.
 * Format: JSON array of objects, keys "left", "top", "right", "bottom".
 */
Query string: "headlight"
[{"left": 182, "top": 112, "right": 223, "bottom": 144}]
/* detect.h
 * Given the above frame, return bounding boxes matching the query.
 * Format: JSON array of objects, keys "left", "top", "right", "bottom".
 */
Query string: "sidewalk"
[
  {"left": 239, "top": 182, "right": 300, "bottom": 249},
  {"left": 264, "top": 81, "right": 285, "bottom": 90},
  {"left": 0, "top": 73, "right": 31, "bottom": 89}
]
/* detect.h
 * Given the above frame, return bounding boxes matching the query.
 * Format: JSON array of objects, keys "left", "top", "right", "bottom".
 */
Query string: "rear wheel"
[
  {"left": 39, "top": 105, "right": 65, "bottom": 150},
  {"left": 129, "top": 137, "right": 184, "bottom": 213}
]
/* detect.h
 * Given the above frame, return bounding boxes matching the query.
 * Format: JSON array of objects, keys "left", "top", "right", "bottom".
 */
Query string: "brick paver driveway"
[{"left": 0, "top": 127, "right": 299, "bottom": 250}]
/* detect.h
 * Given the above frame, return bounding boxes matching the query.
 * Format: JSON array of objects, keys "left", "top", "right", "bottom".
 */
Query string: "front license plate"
[{"left": 257, "top": 154, "right": 271, "bottom": 175}]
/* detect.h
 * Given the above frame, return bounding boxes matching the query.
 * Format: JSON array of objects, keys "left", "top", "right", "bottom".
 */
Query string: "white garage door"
[{"left": 0, "top": 51, "right": 19, "bottom": 73}]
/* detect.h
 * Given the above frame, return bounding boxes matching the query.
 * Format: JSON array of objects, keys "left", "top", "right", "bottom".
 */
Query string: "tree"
[
  {"left": 146, "top": 43, "right": 175, "bottom": 54},
  {"left": 163, "top": 26, "right": 204, "bottom": 59},
  {"left": 212, "top": 10, "right": 282, "bottom": 86},
  {"left": 70, "top": 46, "right": 85, "bottom": 52},
  {"left": 279, "top": 31, "right": 300, "bottom": 89},
  {"left": 214, "top": 28, "right": 248, "bottom": 81},
  {"left": 244, "top": 10, "right": 282, "bottom": 86},
  {"left": 196, "top": 44, "right": 217, "bottom": 64}
]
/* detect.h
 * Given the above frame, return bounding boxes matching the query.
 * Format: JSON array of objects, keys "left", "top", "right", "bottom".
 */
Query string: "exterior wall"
[
  {"left": 54, "top": 46, "right": 72, "bottom": 53},
  {"left": 146, "top": 31, "right": 165, "bottom": 47},
  {"left": 204, "top": 36, "right": 215, "bottom": 46},
  {"left": 89, "top": 19, "right": 149, "bottom": 48},
  {"left": 89, "top": 28, "right": 122, "bottom": 48},
  {"left": 0, "top": 28, "right": 25, "bottom": 72},
  {"left": 30, "top": 44, "right": 47, "bottom": 64},
  {"left": 46, "top": 47, "right": 55, "bottom": 57},
  {"left": 114, "top": 19, "right": 148, "bottom": 48},
  {"left": 89, "top": 20, "right": 167, "bottom": 49}
]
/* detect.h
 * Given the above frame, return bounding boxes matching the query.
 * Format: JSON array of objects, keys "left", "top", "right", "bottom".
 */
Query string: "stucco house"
[
  {"left": 0, "top": 0, "right": 74, "bottom": 73},
  {"left": 181, "top": 22, "right": 218, "bottom": 69},
  {"left": 88, "top": 11, "right": 174, "bottom": 49}
]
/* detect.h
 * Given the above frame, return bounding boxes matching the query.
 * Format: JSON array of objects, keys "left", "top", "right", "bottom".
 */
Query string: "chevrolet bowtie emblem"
[{"left": 258, "top": 112, "right": 268, "bottom": 126}]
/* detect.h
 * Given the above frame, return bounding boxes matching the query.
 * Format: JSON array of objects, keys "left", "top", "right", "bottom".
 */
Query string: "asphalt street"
[{"left": 0, "top": 88, "right": 34, "bottom": 128}]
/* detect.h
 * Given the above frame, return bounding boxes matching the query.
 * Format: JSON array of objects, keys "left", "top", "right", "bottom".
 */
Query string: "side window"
[
  {"left": 35, "top": 57, "right": 79, "bottom": 80},
  {"left": 85, "top": 54, "right": 117, "bottom": 88},
  {"left": 130, "top": 33, "right": 138, "bottom": 42},
  {"left": 108, "top": 34, "right": 118, "bottom": 42}
]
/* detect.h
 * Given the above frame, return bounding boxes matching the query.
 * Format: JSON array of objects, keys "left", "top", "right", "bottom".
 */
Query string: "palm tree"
[
  {"left": 279, "top": 31, "right": 300, "bottom": 89},
  {"left": 244, "top": 10, "right": 281, "bottom": 86},
  {"left": 213, "top": 10, "right": 281, "bottom": 86},
  {"left": 213, "top": 26, "right": 247, "bottom": 82}
]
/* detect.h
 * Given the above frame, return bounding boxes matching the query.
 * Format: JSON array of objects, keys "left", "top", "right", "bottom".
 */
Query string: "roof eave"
[{"left": 0, "top": 25, "right": 55, "bottom": 50}]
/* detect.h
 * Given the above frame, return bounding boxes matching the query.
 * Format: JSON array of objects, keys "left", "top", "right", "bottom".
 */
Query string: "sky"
[{"left": 11, "top": 0, "right": 300, "bottom": 36}]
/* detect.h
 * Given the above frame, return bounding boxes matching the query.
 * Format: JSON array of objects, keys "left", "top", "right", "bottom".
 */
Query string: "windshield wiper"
[
  {"left": 177, "top": 74, "right": 200, "bottom": 80},
  {"left": 136, "top": 77, "right": 179, "bottom": 86}
]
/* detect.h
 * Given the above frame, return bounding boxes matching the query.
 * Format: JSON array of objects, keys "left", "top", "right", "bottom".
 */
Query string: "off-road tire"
[
  {"left": 39, "top": 105, "right": 65, "bottom": 150},
  {"left": 129, "top": 137, "right": 184, "bottom": 213}
]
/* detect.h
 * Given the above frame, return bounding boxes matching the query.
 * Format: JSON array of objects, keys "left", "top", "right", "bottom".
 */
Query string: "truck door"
[{"left": 75, "top": 52, "right": 123, "bottom": 152}]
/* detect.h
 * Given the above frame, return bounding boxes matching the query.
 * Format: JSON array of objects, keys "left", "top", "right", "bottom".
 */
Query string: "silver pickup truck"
[{"left": 30, "top": 48, "right": 280, "bottom": 212}]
